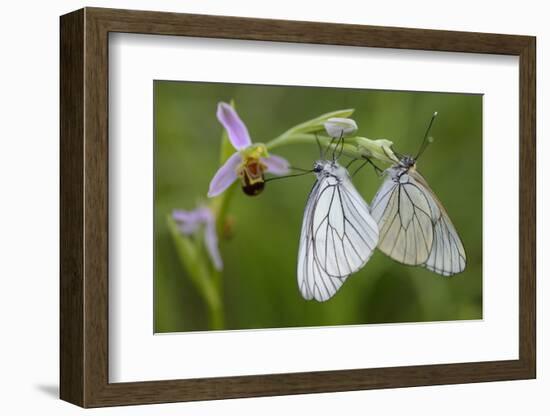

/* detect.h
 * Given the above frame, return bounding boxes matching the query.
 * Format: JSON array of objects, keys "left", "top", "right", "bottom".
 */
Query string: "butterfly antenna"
[
  {"left": 351, "top": 159, "right": 369, "bottom": 177},
  {"left": 289, "top": 166, "right": 312, "bottom": 173},
  {"left": 332, "top": 131, "right": 344, "bottom": 162},
  {"left": 354, "top": 156, "right": 383, "bottom": 177},
  {"left": 314, "top": 133, "right": 323, "bottom": 158},
  {"left": 415, "top": 111, "right": 438, "bottom": 160},
  {"left": 264, "top": 170, "right": 314, "bottom": 183},
  {"left": 336, "top": 135, "right": 345, "bottom": 160},
  {"left": 390, "top": 145, "right": 403, "bottom": 161},
  {"left": 324, "top": 136, "right": 336, "bottom": 160},
  {"left": 346, "top": 158, "right": 358, "bottom": 169}
]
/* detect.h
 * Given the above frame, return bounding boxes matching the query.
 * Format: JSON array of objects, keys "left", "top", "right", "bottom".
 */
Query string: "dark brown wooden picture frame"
[{"left": 60, "top": 7, "right": 536, "bottom": 408}]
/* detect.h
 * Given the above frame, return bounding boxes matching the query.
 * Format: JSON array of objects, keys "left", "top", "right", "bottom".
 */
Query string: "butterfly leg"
[{"left": 355, "top": 156, "right": 384, "bottom": 177}]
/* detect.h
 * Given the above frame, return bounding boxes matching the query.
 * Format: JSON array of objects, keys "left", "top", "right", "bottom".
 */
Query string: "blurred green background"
[{"left": 154, "top": 80, "right": 482, "bottom": 333}]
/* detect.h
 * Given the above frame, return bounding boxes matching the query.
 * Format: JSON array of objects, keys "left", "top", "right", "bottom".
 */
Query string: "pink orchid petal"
[
  {"left": 216, "top": 102, "right": 252, "bottom": 150},
  {"left": 205, "top": 221, "right": 223, "bottom": 271},
  {"left": 173, "top": 208, "right": 205, "bottom": 224},
  {"left": 178, "top": 222, "right": 200, "bottom": 234},
  {"left": 262, "top": 154, "right": 290, "bottom": 176},
  {"left": 172, "top": 207, "right": 223, "bottom": 271},
  {"left": 173, "top": 208, "right": 210, "bottom": 234},
  {"left": 207, "top": 152, "right": 241, "bottom": 197}
]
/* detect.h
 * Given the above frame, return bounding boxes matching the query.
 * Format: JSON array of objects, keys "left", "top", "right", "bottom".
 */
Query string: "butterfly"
[
  {"left": 370, "top": 113, "right": 466, "bottom": 276},
  {"left": 297, "top": 158, "right": 379, "bottom": 301}
]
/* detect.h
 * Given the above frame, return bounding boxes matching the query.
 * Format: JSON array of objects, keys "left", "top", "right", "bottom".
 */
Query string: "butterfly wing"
[
  {"left": 410, "top": 171, "right": 467, "bottom": 276},
  {"left": 297, "top": 173, "right": 379, "bottom": 301},
  {"left": 371, "top": 167, "right": 466, "bottom": 276},
  {"left": 297, "top": 178, "right": 345, "bottom": 301},
  {"left": 370, "top": 169, "right": 434, "bottom": 266}
]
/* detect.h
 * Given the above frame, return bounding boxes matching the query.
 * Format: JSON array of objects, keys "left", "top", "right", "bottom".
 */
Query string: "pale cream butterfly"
[{"left": 370, "top": 113, "right": 466, "bottom": 276}]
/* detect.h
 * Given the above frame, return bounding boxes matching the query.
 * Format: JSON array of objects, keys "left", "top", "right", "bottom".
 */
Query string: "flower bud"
[
  {"left": 324, "top": 117, "right": 358, "bottom": 138},
  {"left": 355, "top": 137, "right": 399, "bottom": 164}
]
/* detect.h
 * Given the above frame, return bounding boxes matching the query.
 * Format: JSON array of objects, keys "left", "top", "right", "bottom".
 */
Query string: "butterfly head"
[
  {"left": 390, "top": 155, "right": 416, "bottom": 181},
  {"left": 313, "top": 160, "right": 345, "bottom": 179},
  {"left": 399, "top": 155, "right": 416, "bottom": 169},
  {"left": 313, "top": 160, "right": 325, "bottom": 173}
]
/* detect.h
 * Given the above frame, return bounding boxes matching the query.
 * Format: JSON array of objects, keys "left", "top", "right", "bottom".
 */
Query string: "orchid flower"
[
  {"left": 172, "top": 207, "right": 223, "bottom": 271},
  {"left": 208, "top": 102, "right": 290, "bottom": 197}
]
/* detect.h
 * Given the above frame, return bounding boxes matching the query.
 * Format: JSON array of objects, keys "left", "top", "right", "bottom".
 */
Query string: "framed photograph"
[{"left": 60, "top": 7, "right": 536, "bottom": 408}]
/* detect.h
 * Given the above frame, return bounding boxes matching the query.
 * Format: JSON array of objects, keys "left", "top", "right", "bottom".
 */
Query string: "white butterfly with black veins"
[
  {"left": 297, "top": 160, "right": 379, "bottom": 301},
  {"left": 370, "top": 113, "right": 466, "bottom": 276}
]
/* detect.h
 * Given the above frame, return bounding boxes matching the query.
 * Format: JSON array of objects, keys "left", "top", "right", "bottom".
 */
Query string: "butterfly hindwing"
[{"left": 411, "top": 171, "right": 467, "bottom": 276}]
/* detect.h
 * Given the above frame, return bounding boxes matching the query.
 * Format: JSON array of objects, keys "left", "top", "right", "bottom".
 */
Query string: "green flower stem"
[
  {"left": 265, "top": 107, "right": 398, "bottom": 165},
  {"left": 211, "top": 182, "right": 237, "bottom": 237},
  {"left": 267, "top": 133, "right": 398, "bottom": 165},
  {"left": 268, "top": 133, "right": 360, "bottom": 158},
  {"left": 194, "top": 229, "right": 225, "bottom": 329},
  {"left": 266, "top": 109, "right": 354, "bottom": 150},
  {"left": 167, "top": 215, "right": 224, "bottom": 329},
  {"left": 208, "top": 269, "right": 224, "bottom": 329},
  {"left": 207, "top": 182, "right": 238, "bottom": 329}
]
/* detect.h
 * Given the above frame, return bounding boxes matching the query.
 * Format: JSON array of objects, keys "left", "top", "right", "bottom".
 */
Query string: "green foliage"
[{"left": 154, "top": 81, "right": 483, "bottom": 333}]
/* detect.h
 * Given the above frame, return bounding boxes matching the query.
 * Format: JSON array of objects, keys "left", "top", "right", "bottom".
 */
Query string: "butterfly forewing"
[
  {"left": 371, "top": 171, "right": 433, "bottom": 265},
  {"left": 297, "top": 177, "right": 348, "bottom": 301},
  {"left": 297, "top": 164, "right": 379, "bottom": 301},
  {"left": 371, "top": 167, "right": 466, "bottom": 276}
]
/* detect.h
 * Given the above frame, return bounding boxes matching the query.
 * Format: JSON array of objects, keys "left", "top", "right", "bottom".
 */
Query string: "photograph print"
[{"left": 154, "top": 81, "right": 482, "bottom": 333}]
